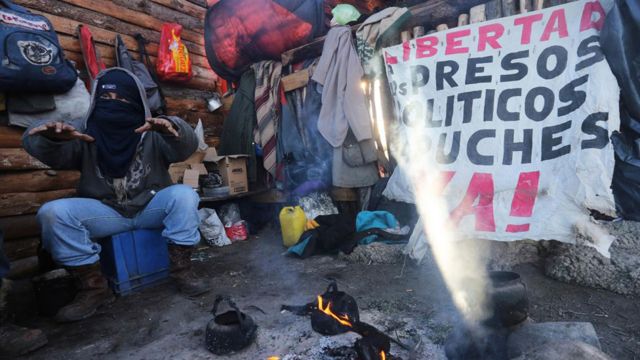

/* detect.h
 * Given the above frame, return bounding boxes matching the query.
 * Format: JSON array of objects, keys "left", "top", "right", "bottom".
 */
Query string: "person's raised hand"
[
  {"left": 134, "top": 117, "right": 179, "bottom": 137},
  {"left": 28, "top": 121, "right": 95, "bottom": 142}
]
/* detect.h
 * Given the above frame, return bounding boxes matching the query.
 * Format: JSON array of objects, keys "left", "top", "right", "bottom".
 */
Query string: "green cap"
[{"left": 331, "top": 4, "right": 361, "bottom": 25}]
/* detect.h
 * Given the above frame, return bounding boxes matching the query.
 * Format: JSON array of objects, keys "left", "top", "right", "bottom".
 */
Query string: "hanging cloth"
[{"left": 252, "top": 60, "right": 283, "bottom": 179}]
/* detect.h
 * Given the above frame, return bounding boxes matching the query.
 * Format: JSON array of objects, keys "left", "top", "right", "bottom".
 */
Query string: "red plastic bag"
[
  {"left": 157, "top": 23, "right": 192, "bottom": 82},
  {"left": 225, "top": 221, "right": 248, "bottom": 242}
]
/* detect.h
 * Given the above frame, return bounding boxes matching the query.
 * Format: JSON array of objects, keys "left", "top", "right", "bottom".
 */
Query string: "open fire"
[
  {"left": 282, "top": 281, "right": 397, "bottom": 360},
  {"left": 317, "top": 295, "right": 353, "bottom": 328}
]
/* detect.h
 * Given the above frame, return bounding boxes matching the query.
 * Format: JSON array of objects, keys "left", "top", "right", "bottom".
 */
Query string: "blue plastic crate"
[{"left": 100, "top": 229, "right": 170, "bottom": 295}]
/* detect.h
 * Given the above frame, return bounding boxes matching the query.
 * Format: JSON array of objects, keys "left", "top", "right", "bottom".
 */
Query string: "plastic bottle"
[{"left": 279, "top": 206, "right": 307, "bottom": 247}]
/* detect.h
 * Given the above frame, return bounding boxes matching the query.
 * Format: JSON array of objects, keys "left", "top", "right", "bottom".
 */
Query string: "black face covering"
[{"left": 86, "top": 70, "right": 146, "bottom": 178}]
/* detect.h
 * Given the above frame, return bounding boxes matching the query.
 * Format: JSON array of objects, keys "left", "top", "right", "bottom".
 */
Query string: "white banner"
[{"left": 383, "top": 0, "right": 620, "bottom": 255}]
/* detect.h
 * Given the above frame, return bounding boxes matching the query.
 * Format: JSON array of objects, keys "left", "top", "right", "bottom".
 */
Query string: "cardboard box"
[
  {"left": 189, "top": 163, "right": 208, "bottom": 176},
  {"left": 183, "top": 169, "right": 201, "bottom": 189},
  {"left": 204, "top": 149, "right": 248, "bottom": 195}
]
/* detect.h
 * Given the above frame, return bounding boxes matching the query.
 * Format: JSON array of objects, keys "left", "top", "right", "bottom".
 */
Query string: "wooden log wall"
[{"left": 0, "top": 0, "right": 222, "bottom": 270}]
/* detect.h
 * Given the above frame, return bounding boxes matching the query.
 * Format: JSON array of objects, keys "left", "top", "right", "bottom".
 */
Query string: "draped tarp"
[
  {"left": 204, "top": 0, "right": 325, "bottom": 81},
  {"left": 204, "top": 0, "right": 388, "bottom": 81}
]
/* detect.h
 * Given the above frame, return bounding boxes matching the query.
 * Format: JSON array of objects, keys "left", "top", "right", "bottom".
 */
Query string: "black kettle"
[{"left": 205, "top": 295, "right": 257, "bottom": 355}]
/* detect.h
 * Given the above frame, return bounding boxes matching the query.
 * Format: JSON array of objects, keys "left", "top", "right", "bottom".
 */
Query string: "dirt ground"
[{"left": 11, "top": 226, "right": 640, "bottom": 360}]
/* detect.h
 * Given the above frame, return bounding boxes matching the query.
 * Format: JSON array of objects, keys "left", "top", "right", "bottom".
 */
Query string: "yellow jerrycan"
[{"left": 279, "top": 206, "right": 307, "bottom": 247}]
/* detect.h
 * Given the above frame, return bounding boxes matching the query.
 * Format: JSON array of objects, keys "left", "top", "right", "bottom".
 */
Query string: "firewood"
[
  {"left": 0, "top": 170, "right": 80, "bottom": 194},
  {"left": 0, "top": 149, "right": 48, "bottom": 171}
]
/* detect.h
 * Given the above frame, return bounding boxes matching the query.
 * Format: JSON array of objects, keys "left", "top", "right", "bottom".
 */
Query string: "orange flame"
[
  {"left": 317, "top": 295, "right": 353, "bottom": 327},
  {"left": 380, "top": 351, "right": 386, "bottom": 360},
  {"left": 266, "top": 357, "right": 280, "bottom": 360}
]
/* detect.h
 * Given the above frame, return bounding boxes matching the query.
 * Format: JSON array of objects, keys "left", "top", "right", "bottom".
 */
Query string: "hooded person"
[{"left": 23, "top": 68, "right": 210, "bottom": 323}]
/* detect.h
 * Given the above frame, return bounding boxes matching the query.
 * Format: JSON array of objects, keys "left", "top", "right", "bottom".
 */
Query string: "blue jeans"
[{"left": 37, "top": 185, "right": 200, "bottom": 267}]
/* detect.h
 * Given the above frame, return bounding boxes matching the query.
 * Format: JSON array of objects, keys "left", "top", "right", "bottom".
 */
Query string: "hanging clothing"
[
  {"left": 355, "top": 7, "right": 411, "bottom": 78},
  {"left": 218, "top": 69, "right": 258, "bottom": 183},
  {"left": 311, "top": 26, "right": 373, "bottom": 148},
  {"left": 252, "top": 61, "right": 283, "bottom": 179},
  {"left": 332, "top": 133, "right": 379, "bottom": 188}
]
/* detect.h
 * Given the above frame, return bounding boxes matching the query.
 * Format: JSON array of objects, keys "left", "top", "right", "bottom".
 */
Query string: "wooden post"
[
  {"left": 502, "top": 0, "right": 518, "bottom": 16},
  {"left": 519, "top": 0, "right": 533, "bottom": 13},
  {"left": 470, "top": 4, "right": 487, "bottom": 23},
  {"left": 534, "top": 0, "right": 545, "bottom": 9},
  {"left": 401, "top": 31, "right": 412, "bottom": 42},
  {"left": 485, "top": 0, "right": 503, "bottom": 20},
  {"left": 413, "top": 26, "right": 425, "bottom": 38},
  {"left": 458, "top": 13, "right": 470, "bottom": 26}
]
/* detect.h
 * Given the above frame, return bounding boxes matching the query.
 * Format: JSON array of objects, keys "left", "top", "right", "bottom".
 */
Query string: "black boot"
[
  {"left": 54, "top": 262, "right": 115, "bottom": 323},
  {"left": 168, "top": 244, "right": 210, "bottom": 297}
]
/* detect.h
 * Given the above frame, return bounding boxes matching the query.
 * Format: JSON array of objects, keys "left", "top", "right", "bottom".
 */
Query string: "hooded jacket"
[{"left": 23, "top": 68, "right": 198, "bottom": 217}]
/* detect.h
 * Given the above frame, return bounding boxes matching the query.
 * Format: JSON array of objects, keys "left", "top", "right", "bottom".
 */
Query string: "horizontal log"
[
  {"left": 204, "top": 136, "right": 220, "bottom": 148},
  {"left": 281, "top": 0, "right": 486, "bottom": 65},
  {"left": 282, "top": 69, "right": 310, "bottom": 92},
  {"left": 165, "top": 97, "right": 208, "bottom": 113},
  {"left": 181, "top": 113, "right": 224, "bottom": 137},
  {"left": 58, "top": 0, "right": 203, "bottom": 45},
  {"left": 7, "top": 256, "right": 39, "bottom": 279},
  {"left": 17, "top": 1, "right": 207, "bottom": 57},
  {"left": 64, "top": 51, "right": 216, "bottom": 91},
  {"left": 33, "top": 9, "right": 209, "bottom": 62},
  {"left": 147, "top": 0, "right": 206, "bottom": 21},
  {"left": 0, "top": 170, "right": 80, "bottom": 194},
  {"left": 110, "top": 0, "right": 204, "bottom": 31},
  {"left": 162, "top": 86, "right": 215, "bottom": 100},
  {"left": 0, "top": 126, "right": 24, "bottom": 148},
  {"left": 0, "top": 149, "right": 49, "bottom": 171},
  {"left": 186, "top": 0, "right": 207, "bottom": 7},
  {"left": 0, "top": 189, "right": 76, "bottom": 217},
  {"left": 4, "top": 237, "right": 40, "bottom": 262},
  {"left": 0, "top": 214, "right": 40, "bottom": 240}
]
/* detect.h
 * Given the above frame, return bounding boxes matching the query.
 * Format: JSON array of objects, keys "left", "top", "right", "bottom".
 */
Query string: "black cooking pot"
[
  {"left": 311, "top": 281, "right": 359, "bottom": 335},
  {"left": 205, "top": 295, "right": 257, "bottom": 355},
  {"left": 482, "top": 271, "right": 529, "bottom": 328}
]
